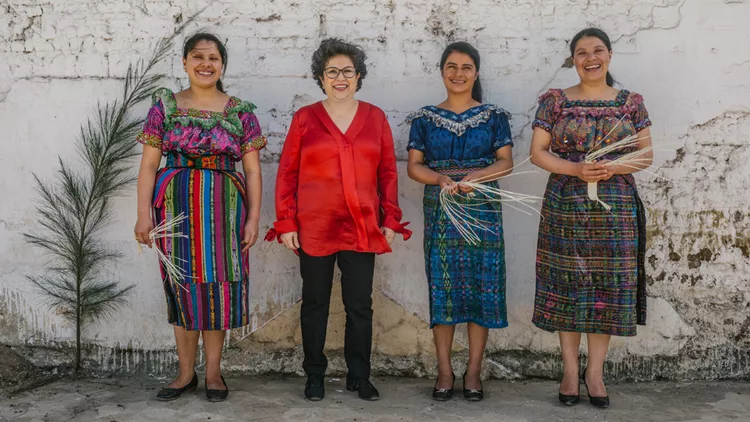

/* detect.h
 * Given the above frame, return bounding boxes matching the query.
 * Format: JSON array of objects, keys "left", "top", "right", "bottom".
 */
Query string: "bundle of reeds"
[
  {"left": 439, "top": 158, "right": 542, "bottom": 245},
  {"left": 138, "top": 213, "right": 190, "bottom": 292},
  {"left": 584, "top": 117, "right": 653, "bottom": 210}
]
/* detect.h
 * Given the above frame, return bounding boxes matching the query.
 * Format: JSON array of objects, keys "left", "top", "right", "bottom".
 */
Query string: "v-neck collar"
[{"left": 312, "top": 101, "right": 370, "bottom": 143}]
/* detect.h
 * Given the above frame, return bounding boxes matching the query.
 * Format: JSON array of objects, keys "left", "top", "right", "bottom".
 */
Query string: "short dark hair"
[
  {"left": 183, "top": 32, "right": 228, "bottom": 93},
  {"left": 310, "top": 38, "right": 367, "bottom": 94}
]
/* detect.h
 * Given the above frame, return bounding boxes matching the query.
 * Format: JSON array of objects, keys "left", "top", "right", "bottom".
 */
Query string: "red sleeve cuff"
[
  {"left": 264, "top": 228, "right": 281, "bottom": 243},
  {"left": 382, "top": 215, "right": 412, "bottom": 241},
  {"left": 264, "top": 219, "right": 298, "bottom": 243},
  {"left": 274, "top": 219, "right": 298, "bottom": 233}
]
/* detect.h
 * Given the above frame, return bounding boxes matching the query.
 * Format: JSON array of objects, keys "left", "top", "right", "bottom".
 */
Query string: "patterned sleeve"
[
  {"left": 629, "top": 93, "right": 652, "bottom": 132},
  {"left": 532, "top": 90, "right": 560, "bottom": 133},
  {"left": 136, "top": 100, "right": 166, "bottom": 149},
  {"left": 492, "top": 109, "right": 513, "bottom": 150},
  {"left": 240, "top": 111, "right": 268, "bottom": 154},
  {"left": 406, "top": 114, "right": 426, "bottom": 152}
]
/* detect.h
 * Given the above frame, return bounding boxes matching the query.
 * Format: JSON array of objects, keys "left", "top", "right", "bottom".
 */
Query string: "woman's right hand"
[
  {"left": 438, "top": 175, "right": 458, "bottom": 194},
  {"left": 575, "top": 161, "right": 608, "bottom": 183},
  {"left": 134, "top": 215, "right": 154, "bottom": 248},
  {"left": 280, "top": 232, "right": 300, "bottom": 250}
]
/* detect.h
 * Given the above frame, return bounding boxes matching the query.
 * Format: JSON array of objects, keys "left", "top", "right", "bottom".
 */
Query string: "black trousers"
[{"left": 299, "top": 249, "right": 375, "bottom": 379}]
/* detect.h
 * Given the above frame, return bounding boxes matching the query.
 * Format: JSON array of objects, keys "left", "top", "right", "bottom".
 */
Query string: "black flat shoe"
[
  {"left": 583, "top": 367, "right": 610, "bottom": 408},
  {"left": 205, "top": 375, "right": 229, "bottom": 402},
  {"left": 156, "top": 372, "right": 198, "bottom": 401},
  {"left": 432, "top": 373, "right": 456, "bottom": 401},
  {"left": 346, "top": 374, "right": 380, "bottom": 401},
  {"left": 304, "top": 374, "right": 325, "bottom": 401},
  {"left": 462, "top": 371, "right": 483, "bottom": 401}
]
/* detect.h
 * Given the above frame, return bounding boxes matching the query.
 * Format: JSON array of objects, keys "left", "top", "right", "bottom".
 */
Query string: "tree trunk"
[{"left": 75, "top": 306, "right": 81, "bottom": 371}]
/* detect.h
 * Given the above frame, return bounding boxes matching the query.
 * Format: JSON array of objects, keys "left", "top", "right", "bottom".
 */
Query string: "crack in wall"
[
  {"left": 612, "top": 0, "right": 687, "bottom": 43},
  {"left": 2, "top": 0, "right": 750, "bottom": 379}
]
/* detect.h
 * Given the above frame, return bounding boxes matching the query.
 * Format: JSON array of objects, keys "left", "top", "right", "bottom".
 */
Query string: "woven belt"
[
  {"left": 165, "top": 153, "right": 235, "bottom": 170},
  {"left": 426, "top": 158, "right": 494, "bottom": 179}
]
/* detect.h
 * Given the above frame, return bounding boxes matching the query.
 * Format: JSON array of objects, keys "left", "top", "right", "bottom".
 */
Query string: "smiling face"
[
  {"left": 321, "top": 54, "right": 360, "bottom": 101},
  {"left": 183, "top": 40, "right": 224, "bottom": 89},
  {"left": 572, "top": 36, "right": 612, "bottom": 84},
  {"left": 441, "top": 51, "right": 477, "bottom": 97}
]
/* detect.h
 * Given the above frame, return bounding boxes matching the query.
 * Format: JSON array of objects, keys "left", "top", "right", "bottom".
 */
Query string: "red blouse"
[{"left": 266, "top": 101, "right": 411, "bottom": 256}]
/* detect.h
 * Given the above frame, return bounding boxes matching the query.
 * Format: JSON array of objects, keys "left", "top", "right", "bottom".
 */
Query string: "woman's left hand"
[
  {"left": 596, "top": 160, "right": 617, "bottom": 180},
  {"left": 458, "top": 171, "right": 484, "bottom": 194},
  {"left": 242, "top": 219, "right": 259, "bottom": 252},
  {"left": 381, "top": 227, "right": 396, "bottom": 245}
]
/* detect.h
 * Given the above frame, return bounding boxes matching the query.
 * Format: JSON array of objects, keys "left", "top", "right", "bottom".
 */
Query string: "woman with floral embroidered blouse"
[
  {"left": 134, "top": 33, "right": 266, "bottom": 402},
  {"left": 530, "top": 28, "right": 653, "bottom": 409},
  {"left": 406, "top": 42, "right": 513, "bottom": 402}
]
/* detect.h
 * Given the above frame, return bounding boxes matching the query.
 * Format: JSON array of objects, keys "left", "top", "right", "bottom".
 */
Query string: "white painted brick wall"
[{"left": 1, "top": 0, "right": 749, "bottom": 377}]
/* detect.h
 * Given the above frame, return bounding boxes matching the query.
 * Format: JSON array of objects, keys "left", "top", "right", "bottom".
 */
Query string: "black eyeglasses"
[{"left": 324, "top": 66, "right": 357, "bottom": 79}]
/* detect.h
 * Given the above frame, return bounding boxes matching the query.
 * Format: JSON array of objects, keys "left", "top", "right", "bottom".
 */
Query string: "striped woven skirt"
[
  {"left": 423, "top": 158, "right": 508, "bottom": 329},
  {"left": 532, "top": 168, "right": 647, "bottom": 337},
  {"left": 151, "top": 154, "right": 250, "bottom": 331}
]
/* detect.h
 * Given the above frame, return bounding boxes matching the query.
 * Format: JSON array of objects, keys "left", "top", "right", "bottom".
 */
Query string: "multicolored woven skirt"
[
  {"left": 532, "top": 166, "right": 647, "bottom": 337},
  {"left": 151, "top": 153, "right": 250, "bottom": 331},
  {"left": 423, "top": 158, "right": 508, "bottom": 329}
]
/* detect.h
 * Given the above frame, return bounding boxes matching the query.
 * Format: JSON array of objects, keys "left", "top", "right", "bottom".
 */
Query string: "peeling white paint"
[{"left": 1, "top": 0, "right": 749, "bottom": 378}]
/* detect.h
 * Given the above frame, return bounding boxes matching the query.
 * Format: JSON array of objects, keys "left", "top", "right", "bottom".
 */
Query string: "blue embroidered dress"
[{"left": 406, "top": 105, "right": 512, "bottom": 328}]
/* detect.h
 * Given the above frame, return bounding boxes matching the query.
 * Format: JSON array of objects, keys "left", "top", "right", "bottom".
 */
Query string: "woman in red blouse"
[{"left": 267, "top": 38, "right": 410, "bottom": 401}]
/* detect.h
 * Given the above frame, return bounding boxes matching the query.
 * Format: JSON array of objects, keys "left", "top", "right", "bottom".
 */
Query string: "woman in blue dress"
[{"left": 406, "top": 42, "right": 513, "bottom": 402}]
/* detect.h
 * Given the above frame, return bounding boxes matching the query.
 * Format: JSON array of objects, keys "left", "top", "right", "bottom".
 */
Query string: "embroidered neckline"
[
  {"left": 560, "top": 89, "right": 629, "bottom": 108},
  {"left": 152, "top": 88, "right": 256, "bottom": 136},
  {"left": 172, "top": 95, "right": 240, "bottom": 117},
  {"left": 424, "top": 104, "right": 488, "bottom": 118},
  {"left": 405, "top": 104, "right": 510, "bottom": 137}
]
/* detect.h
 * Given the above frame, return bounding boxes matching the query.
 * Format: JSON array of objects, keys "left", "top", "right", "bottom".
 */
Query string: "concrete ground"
[{"left": 0, "top": 376, "right": 748, "bottom": 422}]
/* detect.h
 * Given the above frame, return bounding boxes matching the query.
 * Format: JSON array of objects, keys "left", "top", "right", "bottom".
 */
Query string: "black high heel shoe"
[
  {"left": 462, "top": 371, "right": 483, "bottom": 401},
  {"left": 206, "top": 375, "right": 229, "bottom": 402},
  {"left": 582, "top": 367, "right": 610, "bottom": 408},
  {"left": 558, "top": 369, "right": 581, "bottom": 406},
  {"left": 432, "top": 373, "right": 456, "bottom": 401},
  {"left": 156, "top": 372, "right": 198, "bottom": 401}
]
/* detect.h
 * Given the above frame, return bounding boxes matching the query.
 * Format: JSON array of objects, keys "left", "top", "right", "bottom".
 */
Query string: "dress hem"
[
  {"left": 168, "top": 321, "right": 247, "bottom": 332},
  {"left": 531, "top": 319, "right": 640, "bottom": 337},
  {"left": 430, "top": 318, "right": 508, "bottom": 330}
]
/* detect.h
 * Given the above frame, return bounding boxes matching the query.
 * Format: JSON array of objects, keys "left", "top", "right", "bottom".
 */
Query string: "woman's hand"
[
  {"left": 458, "top": 171, "right": 485, "bottom": 194},
  {"left": 575, "top": 161, "right": 608, "bottom": 183},
  {"left": 241, "top": 219, "right": 259, "bottom": 253},
  {"left": 134, "top": 215, "right": 153, "bottom": 248},
  {"left": 595, "top": 159, "right": 618, "bottom": 180},
  {"left": 381, "top": 227, "right": 395, "bottom": 245},
  {"left": 438, "top": 175, "right": 458, "bottom": 194},
  {"left": 280, "top": 232, "right": 300, "bottom": 251}
]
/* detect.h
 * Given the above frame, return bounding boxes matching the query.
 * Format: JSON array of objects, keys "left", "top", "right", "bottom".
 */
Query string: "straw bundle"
[
  {"left": 137, "top": 213, "right": 190, "bottom": 292},
  {"left": 584, "top": 117, "right": 653, "bottom": 210},
  {"left": 439, "top": 157, "right": 543, "bottom": 245}
]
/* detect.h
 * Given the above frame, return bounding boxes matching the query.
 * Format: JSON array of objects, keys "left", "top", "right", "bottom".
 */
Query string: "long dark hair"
[
  {"left": 183, "top": 33, "right": 228, "bottom": 93},
  {"left": 570, "top": 28, "right": 615, "bottom": 87},
  {"left": 439, "top": 42, "right": 483, "bottom": 103}
]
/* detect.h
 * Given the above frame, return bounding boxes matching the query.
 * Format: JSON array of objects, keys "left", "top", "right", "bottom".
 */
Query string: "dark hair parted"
[
  {"left": 570, "top": 28, "right": 615, "bottom": 87},
  {"left": 183, "top": 32, "right": 228, "bottom": 93},
  {"left": 440, "top": 42, "right": 483, "bottom": 103},
  {"left": 311, "top": 38, "right": 367, "bottom": 94}
]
